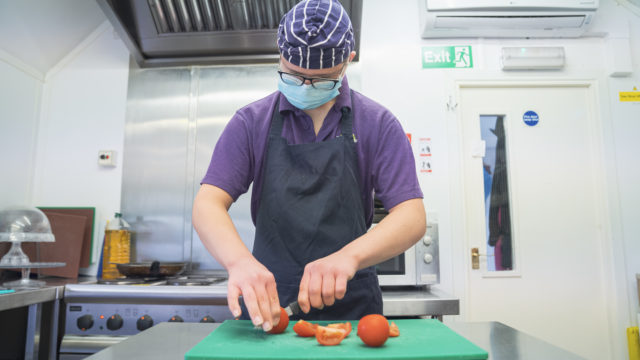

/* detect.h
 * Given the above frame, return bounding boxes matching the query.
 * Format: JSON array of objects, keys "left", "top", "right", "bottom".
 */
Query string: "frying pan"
[{"left": 116, "top": 261, "right": 186, "bottom": 277}]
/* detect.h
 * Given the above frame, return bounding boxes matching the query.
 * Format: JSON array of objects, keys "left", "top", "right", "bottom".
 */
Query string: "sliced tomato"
[
  {"left": 327, "top": 322, "right": 352, "bottom": 337},
  {"left": 293, "top": 320, "right": 318, "bottom": 337},
  {"left": 315, "top": 325, "right": 347, "bottom": 346},
  {"left": 389, "top": 321, "right": 400, "bottom": 337},
  {"left": 268, "top": 307, "right": 289, "bottom": 334}
]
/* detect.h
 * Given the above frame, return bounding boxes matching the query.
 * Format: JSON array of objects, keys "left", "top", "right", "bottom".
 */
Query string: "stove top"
[{"left": 96, "top": 274, "right": 227, "bottom": 286}]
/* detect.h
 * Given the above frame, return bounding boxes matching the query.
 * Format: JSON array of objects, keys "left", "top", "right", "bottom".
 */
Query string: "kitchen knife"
[
  {"left": 263, "top": 301, "right": 301, "bottom": 329},
  {"left": 248, "top": 300, "right": 301, "bottom": 329}
]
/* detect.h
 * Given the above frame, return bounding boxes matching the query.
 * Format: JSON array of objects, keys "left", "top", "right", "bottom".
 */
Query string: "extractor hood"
[{"left": 96, "top": 0, "right": 362, "bottom": 68}]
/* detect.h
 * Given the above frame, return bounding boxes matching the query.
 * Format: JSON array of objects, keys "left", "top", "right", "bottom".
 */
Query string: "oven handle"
[{"left": 64, "top": 284, "right": 229, "bottom": 305}]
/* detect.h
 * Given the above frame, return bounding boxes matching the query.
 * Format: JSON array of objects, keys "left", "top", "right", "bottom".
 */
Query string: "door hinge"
[{"left": 446, "top": 96, "right": 458, "bottom": 112}]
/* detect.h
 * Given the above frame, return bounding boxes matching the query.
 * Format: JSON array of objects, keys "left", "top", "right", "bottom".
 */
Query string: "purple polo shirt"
[{"left": 201, "top": 77, "right": 423, "bottom": 227}]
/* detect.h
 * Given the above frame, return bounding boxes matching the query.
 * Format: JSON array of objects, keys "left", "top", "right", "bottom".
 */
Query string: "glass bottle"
[{"left": 102, "top": 212, "right": 130, "bottom": 279}]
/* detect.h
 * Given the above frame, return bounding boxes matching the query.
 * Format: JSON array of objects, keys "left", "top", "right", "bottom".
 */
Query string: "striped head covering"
[{"left": 277, "top": 0, "right": 355, "bottom": 69}]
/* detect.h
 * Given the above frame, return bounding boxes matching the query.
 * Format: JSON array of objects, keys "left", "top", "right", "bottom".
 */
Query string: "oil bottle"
[{"left": 101, "top": 212, "right": 130, "bottom": 279}]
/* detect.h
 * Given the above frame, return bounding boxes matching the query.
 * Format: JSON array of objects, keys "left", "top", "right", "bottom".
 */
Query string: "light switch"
[{"left": 98, "top": 150, "right": 117, "bottom": 167}]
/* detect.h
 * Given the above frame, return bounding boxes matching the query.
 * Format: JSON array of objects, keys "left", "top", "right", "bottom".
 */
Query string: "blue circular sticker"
[{"left": 523, "top": 111, "right": 539, "bottom": 126}]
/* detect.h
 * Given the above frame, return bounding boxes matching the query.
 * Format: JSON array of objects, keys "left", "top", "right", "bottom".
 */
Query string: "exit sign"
[{"left": 422, "top": 46, "right": 473, "bottom": 69}]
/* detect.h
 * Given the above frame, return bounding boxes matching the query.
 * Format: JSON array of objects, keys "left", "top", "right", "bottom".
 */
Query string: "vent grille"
[
  {"left": 434, "top": 15, "right": 587, "bottom": 29},
  {"left": 147, "top": 0, "right": 299, "bottom": 33}
]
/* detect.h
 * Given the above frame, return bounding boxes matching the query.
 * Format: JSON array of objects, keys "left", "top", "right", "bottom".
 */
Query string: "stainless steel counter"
[
  {"left": 0, "top": 284, "right": 62, "bottom": 312},
  {"left": 63, "top": 282, "right": 458, "bottom": 316},
  {"left": 382, "top": 287, "right": 459, "bottom": 319},
  {"left": 0, "top": 276, "right": 94, "bottom": 360},
  {"left": 447, "top": 322, "right": 585, "bottom": 360},
  {"left": 0, "top": 276, "right": 98, "bottom": 311},
  {"left": 87, "top": 321, "right": 585, "bottom": 360}
]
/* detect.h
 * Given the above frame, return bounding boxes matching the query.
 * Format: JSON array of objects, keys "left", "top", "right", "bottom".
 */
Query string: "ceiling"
[{"left": 0, "top": 0, "right": 107, "bottom": 76}]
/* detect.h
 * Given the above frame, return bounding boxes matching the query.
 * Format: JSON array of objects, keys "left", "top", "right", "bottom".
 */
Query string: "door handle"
[{"left": 471, "top": 247, "right": 488, "bottom": 270}]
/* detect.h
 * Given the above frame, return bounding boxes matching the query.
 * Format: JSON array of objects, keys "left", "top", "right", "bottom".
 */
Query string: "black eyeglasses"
[
  {"left": 277, "top": 71, "right": 342, "bottom": 90},
  {"left": 277, "top": 62, "right": 348, "bottom": 90}
]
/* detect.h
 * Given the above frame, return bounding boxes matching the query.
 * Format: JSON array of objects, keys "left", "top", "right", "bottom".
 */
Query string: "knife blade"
[
  {"left": 283, "top": 300, "right": 301, "bottom": 317},
  {"left": 239, "top": 297, "right": 301, "bottom": 317}
]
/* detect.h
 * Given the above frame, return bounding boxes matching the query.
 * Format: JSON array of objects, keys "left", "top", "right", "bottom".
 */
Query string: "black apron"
[{"left": 245, "top": 92, "right": 382, "bottom": 320}]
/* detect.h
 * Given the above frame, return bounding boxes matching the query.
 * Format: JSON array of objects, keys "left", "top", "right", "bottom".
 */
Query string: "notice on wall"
[
  {"left": 619, "top": 87, "right": 640, "bottom": 102},
  {"left": 422, "top": 46, "right": 473, "bottom": 69},
  {"left": 523, "top": 110, "right": 540, "bottom": 127},
  {"left": 418, "top": 138, "right": 432, "bottom": 174}
]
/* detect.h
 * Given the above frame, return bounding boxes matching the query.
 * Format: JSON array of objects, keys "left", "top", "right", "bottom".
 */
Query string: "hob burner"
[
  {"left": 168, "top": 277, "right": 226, "bottom": 286},
  {"left": 168, "top": 278, "right": 212, "bottom": 286},
  {"left": 97, "top": 277, "right": 162, "bottom": 285}
]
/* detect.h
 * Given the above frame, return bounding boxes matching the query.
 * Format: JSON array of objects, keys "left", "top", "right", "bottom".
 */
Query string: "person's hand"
[
  {"left": 297, "top": 251, "right": 358, "bottom": 313},
  {"left": 227, "top": 256, "right": 281, "bottom": 332}
]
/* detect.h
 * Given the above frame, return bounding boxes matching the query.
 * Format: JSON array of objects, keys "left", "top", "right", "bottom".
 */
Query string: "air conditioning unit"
[{"left": 420, "top": 0, "right": 599, "bottom": 38}]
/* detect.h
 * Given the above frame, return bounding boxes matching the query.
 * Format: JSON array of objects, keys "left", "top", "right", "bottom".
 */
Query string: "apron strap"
[
  {"left": 339, "top": 92, "right": 354, "bottom": 138},
  {"left": 269, "top": 98, "right": 285, "bottom": 137}
]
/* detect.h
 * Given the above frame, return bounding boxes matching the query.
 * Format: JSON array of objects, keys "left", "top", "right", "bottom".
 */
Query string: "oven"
[
  {"left": 59, "top": 272, "right": 232, "bottom": 359},
  {"left": 373, "top": 198, "right": 440, "bottom": 287}
]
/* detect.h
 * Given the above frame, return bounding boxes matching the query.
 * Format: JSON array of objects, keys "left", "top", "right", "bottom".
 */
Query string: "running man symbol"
[{"left": 454, "top": 47, "right": 471, "bottom": 68}]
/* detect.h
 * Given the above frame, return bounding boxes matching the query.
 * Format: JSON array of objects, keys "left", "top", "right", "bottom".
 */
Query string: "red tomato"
[
  {"left": 268, "top": 307, "right": 289, "bottom": 334},
  {"left": 293, "top": 320, "right": 317, "bottom": 337},
  {"left": 315, "top": 325, "right": 347, "bottom": 346},
  {"left": 327, "top": 322, "right": 352, "bottom": 337},
  {"left": 357, "top": 314, "right": 390, "bottom": 347},
  {"left": 389, "top": 321, "right": 400, "bottom": 337}
]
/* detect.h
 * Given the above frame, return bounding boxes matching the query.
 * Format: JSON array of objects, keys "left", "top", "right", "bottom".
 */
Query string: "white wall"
[
  {"left": 31, "top": 25, "right": 130, "bottom": 274},
  {"left": 608, "top": 3, "right": 640, "bottom": 331},
  {"left": 358, "top": 0, "right": 638, "bottom": 358},
  {"left": 0, "top": 60, "right": 42, "bottom": 207},
  {"left": 360, "top": 0, "right": 617, "bottom": 297}
]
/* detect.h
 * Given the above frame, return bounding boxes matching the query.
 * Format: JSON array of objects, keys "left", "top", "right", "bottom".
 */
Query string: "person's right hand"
[{"left": 226, "top": 256, "right": 281, "bottom": 332}]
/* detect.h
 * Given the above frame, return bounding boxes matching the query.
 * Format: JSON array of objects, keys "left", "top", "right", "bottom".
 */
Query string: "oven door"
[{"left": 376, "top": 245, "right": 417, "bottom": 287}]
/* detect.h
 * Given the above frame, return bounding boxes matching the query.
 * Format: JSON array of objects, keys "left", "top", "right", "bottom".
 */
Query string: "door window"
[{"left": 480, "top": 115, "right": 513, "bottom": 271}]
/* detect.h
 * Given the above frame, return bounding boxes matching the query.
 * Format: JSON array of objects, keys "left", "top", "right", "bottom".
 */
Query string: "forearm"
[
  {"left": 341, "top": 198, "right": 426, "bottom": 270},
  {"left": 192, "top": 185, "right": 253, "bottom": 269},
  {"left": 193, "top": 185, "right": 281, "bottom": 330}
]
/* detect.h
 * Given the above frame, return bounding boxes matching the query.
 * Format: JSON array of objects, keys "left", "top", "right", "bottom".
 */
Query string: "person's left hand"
[{"left": 297, "top": 251, "right": 358, "bottom": 313}]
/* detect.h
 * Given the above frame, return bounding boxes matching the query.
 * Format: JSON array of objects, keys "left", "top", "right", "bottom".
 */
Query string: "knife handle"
[{"left": 286, "top": 300, "right": 301, "bottom": 316}]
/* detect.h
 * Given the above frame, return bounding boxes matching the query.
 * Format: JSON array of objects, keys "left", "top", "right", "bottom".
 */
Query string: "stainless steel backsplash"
[
  {"left": 121, "top": 60, "right": 362, "bottom": 272},
  {"left": 121, "top": 61, "right": 277, "bottom": 272}
]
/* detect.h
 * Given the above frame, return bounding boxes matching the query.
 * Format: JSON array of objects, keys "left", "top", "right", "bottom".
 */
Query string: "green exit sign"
[{"left": 422, "top": 46, "right": 473, "bottom": 69}]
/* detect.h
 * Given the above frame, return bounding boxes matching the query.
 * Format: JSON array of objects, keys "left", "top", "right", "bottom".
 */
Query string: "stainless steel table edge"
[
  {"left": 382, "top": 287, "right": 459, "bottom": 318},
  {"left": 85, "top": 323, "right": 216, "bottom": 360},
  {"left": 0, "top": 285, "right": 62, "bottom": 312},
  {"left": 447, "top": 321, "right": 586, "bottom": 360}
]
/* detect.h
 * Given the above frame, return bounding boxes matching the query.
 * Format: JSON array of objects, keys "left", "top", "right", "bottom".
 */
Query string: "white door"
[{"left": 457, "top": 83, "right": 612, "bottom": 360}]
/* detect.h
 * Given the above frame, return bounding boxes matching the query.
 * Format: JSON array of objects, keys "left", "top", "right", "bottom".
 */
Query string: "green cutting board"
[{"left": 185, "top": 319, "right": 488, "bottom": 360}]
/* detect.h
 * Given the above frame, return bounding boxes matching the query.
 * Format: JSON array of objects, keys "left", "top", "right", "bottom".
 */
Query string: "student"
[{"left": 193, "top": 0, "right": 425, "bottom": 332}]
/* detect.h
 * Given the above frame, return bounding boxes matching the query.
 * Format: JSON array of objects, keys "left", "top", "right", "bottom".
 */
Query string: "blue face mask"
[{"left": 277, "top": 78, "right": 343, "bottom": 110}]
